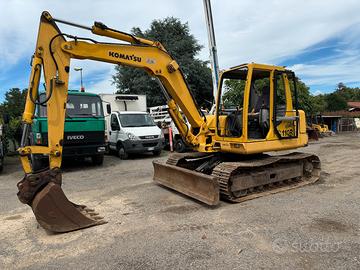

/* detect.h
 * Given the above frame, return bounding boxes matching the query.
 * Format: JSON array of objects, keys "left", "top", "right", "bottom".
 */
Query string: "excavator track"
[
  {"left": 212, "top": 152, "right": 321, "bottom": 202},
  {"left": 153, "top": 152, "right": 320, "bottom": 205}
]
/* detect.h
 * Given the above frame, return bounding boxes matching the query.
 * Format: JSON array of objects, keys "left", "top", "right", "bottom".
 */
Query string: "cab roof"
[{"left": 67, "top": 90, "right": 99, "bottom": 97}]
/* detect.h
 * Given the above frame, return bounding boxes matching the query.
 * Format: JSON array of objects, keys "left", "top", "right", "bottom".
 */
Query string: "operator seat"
[
  {"left": 255, "top": 86, "right": 270, "bottom": 137},
  {"left": 225, "top": 109, "right": 242, "bottom": 137}
]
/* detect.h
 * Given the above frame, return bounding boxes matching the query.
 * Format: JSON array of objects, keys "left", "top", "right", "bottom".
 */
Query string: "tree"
[
  {"left": 295, "top": 79, "right": 314, "bottom": 115},
  {"left": 222, "top": 79, "right": 245, "bottom": 108},
  {"left": 112, "top": 17, "right": 213, "bottom": 108},
  {"left": 0, "top": 88, "right": 27, "bottom": 149},
  {"left": 325, "top": 93, "right": 348, "bottom": 111},
  {"left": 336, "top": 82, "right": 346, "bottom": 92},
  {"left": 310, "top": 94, "right": 327, "bottom": 114},
  {"left": 0, "top": 88, "right": 27, "bottom": 118}
]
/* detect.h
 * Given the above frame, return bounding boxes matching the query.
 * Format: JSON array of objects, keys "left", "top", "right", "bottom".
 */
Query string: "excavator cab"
[
  {"left": 214, "top": 64, "right": 303, "bottom": 150},
  {"left": 217, "top": 66, "right": 274, "bottom": 140}
]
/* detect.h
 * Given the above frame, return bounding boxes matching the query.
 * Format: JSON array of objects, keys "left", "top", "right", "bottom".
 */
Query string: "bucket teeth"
[{"left": 31, "top": 182, "right": 107, "bottom": 233}]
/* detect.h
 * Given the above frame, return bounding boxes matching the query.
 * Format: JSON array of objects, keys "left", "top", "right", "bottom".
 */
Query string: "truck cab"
[
  {"left": 108, "top": 111, "right": 164, "bottom": 159},
  {"left": 32, "top": 90, "right": 106, "bottom": 166}
]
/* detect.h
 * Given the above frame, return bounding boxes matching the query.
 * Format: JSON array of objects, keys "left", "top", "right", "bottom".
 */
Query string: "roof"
[
  {"left": 39, "top": 90, "right": 99, "bottom": 97},
  {"left": 347, "top": 101, "right": 360, "bottom": 108},
  {"left": 116, "top": 111, "right": 148, "bottom": 115},
  {"left": 323, "top": 110, "right": 360, "bottom": 117},
  {"left": 68, "top": 90, "right": 99, "bottom": 97},
  {"left": 321, "top": 115, "right": 342, "bottom": 118}
]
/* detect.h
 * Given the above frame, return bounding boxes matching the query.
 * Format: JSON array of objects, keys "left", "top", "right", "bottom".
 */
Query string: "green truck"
[{"left": 31, "top": 90, "right": 106, "bottom": 168}]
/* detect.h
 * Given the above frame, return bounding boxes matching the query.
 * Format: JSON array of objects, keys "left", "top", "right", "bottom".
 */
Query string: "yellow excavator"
[
  {"left": 310, "top": 115, "right": 332, "bottom": 137},
  {"left": 17, "top": 11, "right": 321, "bottom": 233}
]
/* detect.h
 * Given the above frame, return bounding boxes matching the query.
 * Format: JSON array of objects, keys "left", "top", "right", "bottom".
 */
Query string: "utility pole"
[
  {"left": 203, "top": 0, "right": 220, "bottom": 100},
  {"left": 74, "top": 67, "right": 84, "bottom": 92}
]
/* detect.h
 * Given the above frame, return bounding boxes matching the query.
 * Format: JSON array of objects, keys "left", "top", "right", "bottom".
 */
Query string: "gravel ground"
[{"left": 0, "top": 133, "right": 359, "bottom": 270}]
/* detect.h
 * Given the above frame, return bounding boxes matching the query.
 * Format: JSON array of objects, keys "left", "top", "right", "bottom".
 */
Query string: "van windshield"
[
  {"left": 38, "top": 93, "right": 104, "bottom": 118},
  {"left": 119, "top": 113, "right": 156, "bottom": 127}
]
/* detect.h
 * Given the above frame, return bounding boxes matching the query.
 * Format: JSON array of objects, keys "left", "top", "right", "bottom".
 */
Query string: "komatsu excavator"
[{"left": 17, "top": 11, "right": 320, "bottom": 233}]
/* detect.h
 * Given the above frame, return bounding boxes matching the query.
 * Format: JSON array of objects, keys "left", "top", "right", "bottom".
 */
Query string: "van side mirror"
[
  {"left": 3, "top": 114, "right": 10, "bottom": 124},
  {"left": 106, "top": 104, "right": 111, "bottom": 115}
]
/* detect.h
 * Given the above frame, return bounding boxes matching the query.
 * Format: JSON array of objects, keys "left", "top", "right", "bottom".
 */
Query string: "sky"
[{"left": 1, "top": 0, "right": 360, "bottom": 100}]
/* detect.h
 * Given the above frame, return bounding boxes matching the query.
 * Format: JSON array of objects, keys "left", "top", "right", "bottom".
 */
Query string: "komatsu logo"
[
  {"left": 109, "top": 51, "right": 142, "bottom": 62},
  {"left": 67, "top": 135, "right": 85, "bottom": 140}
]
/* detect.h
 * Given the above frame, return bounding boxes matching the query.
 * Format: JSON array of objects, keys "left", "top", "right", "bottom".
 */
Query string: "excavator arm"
[{"left": 17, "top": 11, "right": 212, "bottom": 232}]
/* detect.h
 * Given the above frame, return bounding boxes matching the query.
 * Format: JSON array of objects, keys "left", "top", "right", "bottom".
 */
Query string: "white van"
[{"left": 108, "top": 111, "right": 164, "bottom": 159}]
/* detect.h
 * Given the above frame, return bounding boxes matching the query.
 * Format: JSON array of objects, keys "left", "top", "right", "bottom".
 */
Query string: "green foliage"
[
  {"left": 311, "top": 82, "right": 359, "bottom": 113},
  {"left": 335, "top": 82, "right": 360, "bottom": 100},
  {"left": 112, "top": 17, "right": 213, "bottom": 108},
  {"left": 0, "top": 88, "right": 27, "bottom": 150},
  {"left": 310, "top": 94, "right": 327, "bottom": 114},
  {"left": 222, "top": 79, "right": 245, "bottom": 107},
  {"left": 295, "top": 79, "right": 314, "bottom": 115},
  {"left": 324, "top": 93, "right": 348, "bottom": 111},
  {"left": 0, "top": 88, "right": 27, "bottom": 118}
]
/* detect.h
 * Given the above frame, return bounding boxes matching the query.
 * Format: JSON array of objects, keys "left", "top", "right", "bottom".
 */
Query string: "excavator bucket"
[
  {"left": 32, "top": 183, "right": 106, "bottom": 233},
  {"left": 306, "top": 126, "right": 319, "bottom": 140},
  {"left": 17, "top": 168, "right": 106, "bottom": 233},
  {"left": 153, "top": 160, "right": 220, "bottom": 205}
]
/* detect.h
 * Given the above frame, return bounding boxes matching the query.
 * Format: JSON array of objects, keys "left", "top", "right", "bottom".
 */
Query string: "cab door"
[
  {"left": 273, "top": 71, "right": 299, "bottom": 139},
  {"left": 109, "top": 113, "right": 120, "bottom": 150}
]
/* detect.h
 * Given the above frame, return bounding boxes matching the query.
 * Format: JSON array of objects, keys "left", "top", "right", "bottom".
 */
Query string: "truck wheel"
[
  {"left": 91, "top": 154, "right": 104, "bottom": 166},
  {"left": 153, "top": 149, "right": 161, "bottom": 156},
  {"left": 118, "top": 145, "right": 129, "bottom": 160},
  {"left": 174, "top": 138, "right": 186, "bottom": 153}
]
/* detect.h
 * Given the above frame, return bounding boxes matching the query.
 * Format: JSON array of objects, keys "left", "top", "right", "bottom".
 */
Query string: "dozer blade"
[
  {"left": 153, "top": 160, "right": 219, "bottom": 205},
  {"left": 17, "top": 168, "right": 106, "bottom": 233},
  {"left": 32, "top": 182, "right": 107, "bottom": 233}
]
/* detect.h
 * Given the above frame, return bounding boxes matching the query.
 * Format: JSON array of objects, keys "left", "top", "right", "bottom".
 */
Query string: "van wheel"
[
  {"left": 153, "top": 149, "right": 161, "bottom": 156},
  {"left": 91, "top": 154, "right": 104, "bottom": 166},
  {"left": 118, "top": 145, "right": 129, "bottom": 160}
]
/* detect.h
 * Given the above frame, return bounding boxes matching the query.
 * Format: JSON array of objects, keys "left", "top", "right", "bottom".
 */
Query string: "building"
[{"left": 322, "top": 101, "right": 360, "bottom": 132}]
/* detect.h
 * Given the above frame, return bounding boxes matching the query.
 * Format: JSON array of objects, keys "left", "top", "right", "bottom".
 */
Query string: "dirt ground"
[{"left": 0, "top": 133, "right": 359, "bottom": 270}]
